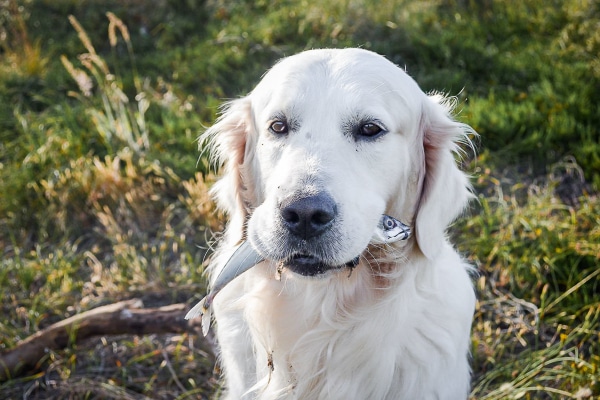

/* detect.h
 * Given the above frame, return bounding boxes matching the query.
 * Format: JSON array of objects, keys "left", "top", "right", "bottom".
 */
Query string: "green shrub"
[{"left": 0, "top": 1, "right": 598, "bottom": 398}]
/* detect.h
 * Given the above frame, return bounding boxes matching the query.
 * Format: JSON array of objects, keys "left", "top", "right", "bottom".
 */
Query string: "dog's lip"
[
  {"left": 283, "top": 253, "right": 359, "bottom": 277},
  {"left": 289, "top": 253, "right": 319, "bottom": 263}
]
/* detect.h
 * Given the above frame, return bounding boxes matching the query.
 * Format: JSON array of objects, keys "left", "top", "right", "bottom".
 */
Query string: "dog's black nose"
[{"left": 280, "top": 194, "right": 337, "bottom": 239}]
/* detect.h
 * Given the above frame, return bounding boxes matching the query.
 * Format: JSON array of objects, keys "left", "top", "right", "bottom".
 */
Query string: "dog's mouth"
[
  {"left": 185, "top": 215, "right": 412, "bottom": 333},
  {"left": 273, "top": 214, "right": 412, "bottom": 277},
  {"left": 284, "top": 253, "right": 360, "bottom": 277}
]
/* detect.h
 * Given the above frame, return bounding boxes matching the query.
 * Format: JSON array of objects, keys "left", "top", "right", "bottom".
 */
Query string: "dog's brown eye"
[
  {"left": 270, "top": 120, "right": 288, "bottom": 134},
  {"left": 359, "top": 122, "right": 383, "bottom": 137}
]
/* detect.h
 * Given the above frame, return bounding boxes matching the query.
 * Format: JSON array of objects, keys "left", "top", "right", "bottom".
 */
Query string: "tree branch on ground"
[{"left": 0, "top": 299, "right": 207, "bottom": 382}]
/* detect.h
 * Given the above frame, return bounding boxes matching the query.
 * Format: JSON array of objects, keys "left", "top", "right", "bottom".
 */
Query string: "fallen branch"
[{"left": 0, "top": 299, "right": 204, "bottom": 382}]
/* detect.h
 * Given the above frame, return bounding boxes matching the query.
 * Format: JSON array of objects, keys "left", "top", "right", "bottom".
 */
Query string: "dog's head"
[{"left": 204, "top": 49, "right": 473, "bottom": 277}]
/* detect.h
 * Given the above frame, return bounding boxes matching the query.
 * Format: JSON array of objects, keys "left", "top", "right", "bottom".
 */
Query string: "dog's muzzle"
[
  {"left": 278, "top": 192, "right": 346, "bottom": 276},
  {"left": 185, "top": 214, "right": 412, "bottom": 336}
]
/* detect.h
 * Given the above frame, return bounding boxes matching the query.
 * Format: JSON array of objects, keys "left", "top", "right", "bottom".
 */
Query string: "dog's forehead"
[{"left": 250, "top": 49, "right": 423, "bottom": 114}]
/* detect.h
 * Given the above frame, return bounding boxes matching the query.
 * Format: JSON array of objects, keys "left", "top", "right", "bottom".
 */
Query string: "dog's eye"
[
  {"left": 269, "top": 120, "right": 288, "bottom": 134},
  {"left": 359, "top": 122, "right": 384, "bottom": 137}
]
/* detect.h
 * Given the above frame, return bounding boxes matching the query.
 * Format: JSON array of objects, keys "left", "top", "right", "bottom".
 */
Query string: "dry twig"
[{"left": 0, "top": 299, "right": 204, "bottom": 381}]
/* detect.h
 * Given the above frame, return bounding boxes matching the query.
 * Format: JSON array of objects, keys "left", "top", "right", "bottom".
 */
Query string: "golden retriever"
[{"left": 200, "top": 48, "right": 475, "bottom": 399}]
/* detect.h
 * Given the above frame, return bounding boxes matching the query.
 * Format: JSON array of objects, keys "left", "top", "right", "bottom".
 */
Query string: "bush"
[{"left": 0, "top": 1, "right": 598, "bottom": 398}]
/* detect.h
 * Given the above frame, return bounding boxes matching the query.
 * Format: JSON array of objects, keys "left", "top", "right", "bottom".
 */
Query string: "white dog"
[{"left": 201, "top": 48, "right": 475, "bottom": 399}]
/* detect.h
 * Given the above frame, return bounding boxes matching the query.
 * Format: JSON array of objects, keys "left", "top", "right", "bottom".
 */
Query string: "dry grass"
[{"left": 1, "top": 2, "right": 599, "bottom": 399}]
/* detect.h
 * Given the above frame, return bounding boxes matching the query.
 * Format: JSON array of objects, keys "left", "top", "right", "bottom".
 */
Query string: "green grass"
[
  {"left": 1, "top": 0, "right": 599, "bottom": 398},
  {"left": 459, "top": 166, "right": 600, "bottom": 398}
]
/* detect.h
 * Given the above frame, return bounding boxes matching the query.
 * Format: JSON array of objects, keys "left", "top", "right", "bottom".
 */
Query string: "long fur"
[{"left": 201, "top": 48, "right": 476, "bottom": 400}]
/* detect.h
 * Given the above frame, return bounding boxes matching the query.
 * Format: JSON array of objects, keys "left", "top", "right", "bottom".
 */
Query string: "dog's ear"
[
  {"left": 201, "top": 97, "right": 257, "bottom": 228},
  {"left": 414, "top": 95, "right": 474, "bottom": 260}
]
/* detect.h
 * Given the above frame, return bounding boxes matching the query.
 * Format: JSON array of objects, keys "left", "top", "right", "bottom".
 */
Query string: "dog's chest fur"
[{"left": 215, "top": 250, "right": 473, "bottom": 400}]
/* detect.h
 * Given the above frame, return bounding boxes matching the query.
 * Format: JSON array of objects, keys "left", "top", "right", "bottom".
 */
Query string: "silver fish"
[
  {"left": 185, "top": 240, "right": 263, "bottom": 336},
  {"left": 185, "top": 214, "right": 411, "bottom": 335},
  {"left": 372, "top": 214, "right": 412, "bottom": 243}
]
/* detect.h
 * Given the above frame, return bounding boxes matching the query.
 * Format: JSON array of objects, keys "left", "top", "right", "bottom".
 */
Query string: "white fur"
[{"left": 202, "top": 48, "right": 476, "bottom": 400}]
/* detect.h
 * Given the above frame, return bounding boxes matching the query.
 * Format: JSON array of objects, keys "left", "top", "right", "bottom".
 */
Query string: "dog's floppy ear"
[
  {"left": 414, "top": 95, "right": 474, "bottom": 260},
  {"left": 201, "top": 97, "right": 256, "bottom": 229}
]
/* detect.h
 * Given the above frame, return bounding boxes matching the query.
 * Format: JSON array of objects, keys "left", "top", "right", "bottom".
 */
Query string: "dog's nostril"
[
  {"left": 312, "top": 210, "right": 334, "bottom": 225},
  {"left": 280, "top": 194, "right": 337, "bottom": 239},
  {"left": 281, "top": 208, "right": 301, "bottom": 224}
]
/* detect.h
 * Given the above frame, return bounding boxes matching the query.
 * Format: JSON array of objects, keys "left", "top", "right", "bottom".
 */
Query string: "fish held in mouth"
[
  {"left": 185, "top": 240, "right": 263, "bottom": 336},
  {"left": 373, "top": 215, "right": 411, "bottom": 243},
  {"left": 185, "top": 214, "right": 411, "bottom": 335}
]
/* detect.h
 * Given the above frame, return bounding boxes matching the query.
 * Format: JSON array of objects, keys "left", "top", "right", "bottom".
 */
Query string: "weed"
[
  {"left": 460, "top": 162, "right": 600, "bottom": 398},
  {"left": 0, "top": 1, "right": 599, "bottom": 398}
]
